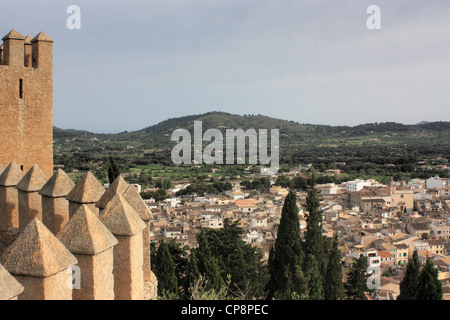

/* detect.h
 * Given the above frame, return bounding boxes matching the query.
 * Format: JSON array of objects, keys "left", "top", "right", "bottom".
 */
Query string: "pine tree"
[
  {"left": 266, "top": 190, "right": 305, "bottom": 299},
  {"left": 107, "top": 153, "right": 121, "bottom": 184},
  {"left": 398, "top": 250, "right": 420, "bottom": 300},
  {"left": 345, "top": 254, "right": 369, "bottom": 300},
  {"left": 155, "top": 240, "right": 179, "bottom": 298},
  {"left": 416, "top": 257, "right": 443, "bottom": 300},
  {"left": 323, "top": 234, "right": 345, "bottom": 300},
  {"left": 304, "top": 174, "right": 325, "bottom": 275}
]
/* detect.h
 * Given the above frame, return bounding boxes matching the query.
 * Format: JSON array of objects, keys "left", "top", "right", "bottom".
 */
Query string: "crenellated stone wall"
[{"left": 0, "top": 164, "right": 158, "bottom": 300}]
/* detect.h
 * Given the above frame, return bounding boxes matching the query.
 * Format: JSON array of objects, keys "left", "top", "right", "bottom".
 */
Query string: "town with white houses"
[{"left": 142, "top": 172, "right": 450, "bottom": 300}]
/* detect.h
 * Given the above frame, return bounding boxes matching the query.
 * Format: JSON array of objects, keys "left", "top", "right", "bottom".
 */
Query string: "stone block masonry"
[{"left": 0, "top": 30, "right": 53, "bottom": 178}]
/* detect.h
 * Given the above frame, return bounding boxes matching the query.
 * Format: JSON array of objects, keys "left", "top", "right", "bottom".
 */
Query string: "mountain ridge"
[{"left": 54, "top": 111, "right": 450, "bottom": 139}]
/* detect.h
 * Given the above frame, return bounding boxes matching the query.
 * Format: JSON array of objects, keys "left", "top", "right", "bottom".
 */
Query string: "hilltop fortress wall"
[{"left": 0, "top": 29, "right": 157, "bottom": 300}]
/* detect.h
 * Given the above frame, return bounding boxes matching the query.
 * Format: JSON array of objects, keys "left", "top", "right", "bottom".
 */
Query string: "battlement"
[
  {"left": 0, "top": 29, "right": 53, "bottom": 69},
  {"left": 0, "top": 166, "right": 158, "bottom": 300}
]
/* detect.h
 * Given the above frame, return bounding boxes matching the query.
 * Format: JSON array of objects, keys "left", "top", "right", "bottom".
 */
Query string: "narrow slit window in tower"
[{"left": 19, "top": 79, "right": 23, "bottom": 99}]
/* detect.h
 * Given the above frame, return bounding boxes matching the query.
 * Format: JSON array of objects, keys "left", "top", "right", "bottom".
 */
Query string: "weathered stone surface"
[
  {"left": 99, "top": 193, "right": 145, "bottom": 300},
  {"left": 0, "top": 219, "right": 77, "bottom": 300},
  {"left": 0, "top": 262, "right": 24, "bottom": 300},
  {"left": 122, "top": 185, "right": 153, "bottom": 282},
  {"left": 58, "top": 205, "right": 117, "bottom": 300},
  {"left": 0, "top": 162, "right": 23, "bottom": 231},
  {"left": 0, "top": 227, "right": 19, "bottom": 257},
  {"left": 15, "top": 165, "right": 47, "bottom": 192},
  {"left": 14, "top": 270, "right": 72, "bottom": 300},
  {"left": 67, "top": 171, "right": 105, "bottom": 217},
  {"left": 58, "top": 204, "right": 118, "bottom": 255},
  {"left": 0, "top": 164, "right": 4, "bottom": 175},
  {"left": 112, "top": 233, "right": 144, "bottom": 300},
  {"left": 18, "top": 189, "right": 43, "bottom": 232},
  {"left": 143, "top": 270, "right": 158, "bottom": 300},
  {"left": 66, "top": 171, "right": 105, "bottom": 204},
  {"left": 99, "top": 193, "right": 145, "bottom": 236},
  {"left": 2, "top": 29, "right": 25, "bottom": 41},
  {"left": 39, "top": 168, "right": 74, "bottom": 198},
  {"left": 0, "top": 218, "right": 77, "bottom": 277},
  {"left": 71, "top": 248, "right": 115, "bottom": 300},
  {"left": 122, "top": 185, "right": 152, "bottom": 221},
  {"left": 31, "top": 31, "right": 54, "bottom": 43},
  {"left": 0, "top": 29, "right": 54, "bottom": 177},
  {"left": 0, "top": 186, "right": 19, "bottom": 231},
  {"left": 96, "top": 175, "right": 129, "bottom": 210},
  {"left": 40, "top": 169, "right": 75, "bottom": 234},
  {"left": 16, "top": 165, "right": 47, "bottom": 231},
  {"left": 0, "top": 161, "right": 24, "bottom": 187}
]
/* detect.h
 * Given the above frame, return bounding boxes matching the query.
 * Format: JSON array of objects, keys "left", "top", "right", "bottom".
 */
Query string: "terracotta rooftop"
[{"left": 377, "top": 250, "right": 394, "bottom": 258}]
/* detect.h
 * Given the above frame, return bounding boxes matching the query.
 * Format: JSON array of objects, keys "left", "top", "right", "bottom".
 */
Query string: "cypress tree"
[
  {"left": 416, "top": 257, "right": 443, "bottom": 300},
  {"left": 186, "top": 250, "right": 201, "bottom": 296},
  {"left": 155, "top": 240, "right": 179, "bottom": 298},
  {"left": 398, "top": 250, "right": 420, "bottom": 300},
  {"left": 324, "top": 234, "right": 345, "bottom": 300},
  {"left": 345, "top": 254, "right": 369, "bottom": 300},
  {"left": 266, "top": 190, "right": 305, "bottom": 299},
  {"left": 107, "top": 153, "right": 121, "bottom": 184},
  {"left": 305, "top": 254, "right": 323, "bottom": 300},
  {"left": 196, "top": 230, "right": 225, "bottom": 292},
  {"left": 304, "top": 174, "right": 325, "bottom": 274}
]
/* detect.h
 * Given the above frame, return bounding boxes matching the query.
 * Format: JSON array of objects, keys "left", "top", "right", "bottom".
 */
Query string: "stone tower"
[{"left": 0, "top": 29, "right": 53, "bottom": 178}]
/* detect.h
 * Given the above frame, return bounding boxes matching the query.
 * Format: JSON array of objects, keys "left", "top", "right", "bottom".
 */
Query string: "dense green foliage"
[
  {"left": 154, "top": 240, "right": 179, "bottom": 298},
  {"left": 107, "top": 153, "right": 120, "bottom": 184},
  {"left": 266, "top": 191, "right": 305, "bottom": 299},
  {"left": 398, "top": 251, "right": 443, "bottom": 300},
  {"left": 345, "top": 255, "right": 370, "bottom": 300},
  {"left": 416, "top": 258, "right": 443, "bottom": 300},
  {"left": 324, "top": 234, "right": 345, "bottom": 300},
  {"left": 303, "top": 175, "right": 325, "bottom": 275},
  {"left": 153, "top": 219, "right": 268, "bottom": 300},
  {"left": 54, "top": 113, "right": 450, "bottom": 185},
  {"left": 398, "top": 250, "right": 421, "bottom": 300}
]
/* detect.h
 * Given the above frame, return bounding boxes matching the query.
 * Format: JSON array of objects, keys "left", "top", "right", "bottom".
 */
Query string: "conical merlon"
[
  {"left": 99, "top": 193, "right": 145, "bottom": 236},
  {"left": 0, "top": 219, "right": 77, "bottom": 277},
  {"left": 96, "top": 175, "right": 129, "bottom": 210},
  {"left": 66, "top": 171, "right": 105, "bottom": 204},
  {"left": 16, "top": 165, "right": 48, "bottom": 192},
  {"left": 58, "top": 205, "right": 118, "bottom": 255},
  {"left": 40, "top": 169, "right": 75, "bottom": 198},
  {"left": 0, "top": 161, "right": 24, "bottom": 187}
]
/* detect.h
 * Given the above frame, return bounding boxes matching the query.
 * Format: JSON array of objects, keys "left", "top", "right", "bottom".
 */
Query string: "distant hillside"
[
  {"left": 53, "top": 111, "right": 450, "bottom": 178},
  {"left": 53, "top": 111, "right": 450, "bottom": 141}
]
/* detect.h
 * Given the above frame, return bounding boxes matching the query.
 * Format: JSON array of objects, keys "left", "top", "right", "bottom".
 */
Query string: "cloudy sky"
[{"left": 1, "top": 0, "right": 449, "bottom": 133}]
